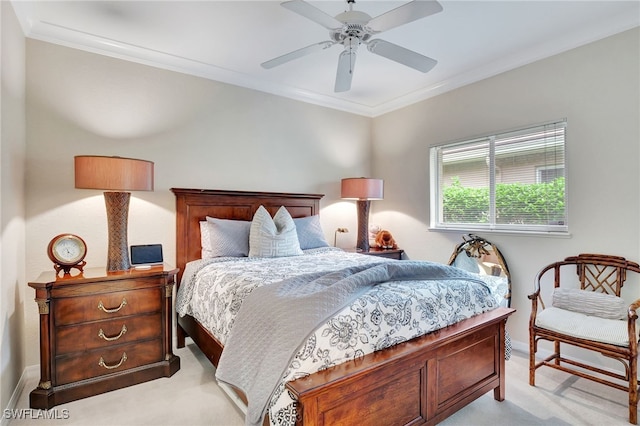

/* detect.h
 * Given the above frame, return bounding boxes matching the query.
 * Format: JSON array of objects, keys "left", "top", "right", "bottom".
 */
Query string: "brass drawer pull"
[
  {"left": 98, "top": 352, "right": 127, "bottom": 370},
  {"left": 97, "top": 298, "right": 127, "bottom": 313},
  {"left": 98, "top": 324, "right": 127, "bottom": 341}
]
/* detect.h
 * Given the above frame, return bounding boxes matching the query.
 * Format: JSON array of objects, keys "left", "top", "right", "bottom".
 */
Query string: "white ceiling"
[{"left": 12, "top": 0, "right": 640, "bottom": 117}]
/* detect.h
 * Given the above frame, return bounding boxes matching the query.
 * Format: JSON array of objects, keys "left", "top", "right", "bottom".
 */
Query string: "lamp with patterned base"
[
  {"left": 75, "top": 156, "right": 154, "bottom": 272},
  {"left": 341, "top": 177, "right": 383, "bottom": 252}
]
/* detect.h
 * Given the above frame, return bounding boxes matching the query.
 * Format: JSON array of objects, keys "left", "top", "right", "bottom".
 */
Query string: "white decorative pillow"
[
  {"left": 205, "top": 217, "right": 251, "bottom": 257},
  {"left": 552, "top": 288, "right": 627, "bottom": 320},
  {"left": 293, "top": 215, "right": 329, "bottom": 250},
  {"left": 249, "top": 206, "right": 303, "bottom": 258}
]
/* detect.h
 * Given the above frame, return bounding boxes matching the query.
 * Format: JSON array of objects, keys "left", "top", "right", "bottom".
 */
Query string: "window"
[
  {"left": 537, "top": 165, "right": 564, "bottom": 184},
  {"left": 430, "top": 120, "right": 567, "bottom": 233}
]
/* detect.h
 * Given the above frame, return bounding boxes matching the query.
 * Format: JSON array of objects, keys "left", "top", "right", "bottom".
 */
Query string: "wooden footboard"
[
  {"left": 286, "top": 307, "right": 514, "bottom": 426},
  {"left": 177, "top": 307, "right": 514, "bottom": 425}
]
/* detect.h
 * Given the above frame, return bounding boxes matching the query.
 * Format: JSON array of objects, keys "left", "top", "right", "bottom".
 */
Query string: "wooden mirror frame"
[{"left": 448, "top": 234, "right": 512, "bottom": 308}]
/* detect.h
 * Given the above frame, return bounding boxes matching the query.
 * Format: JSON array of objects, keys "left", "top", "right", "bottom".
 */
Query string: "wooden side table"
[
  {"left": 354, "top": 247, "right": 404, "bottom": 260},
  {"left": 28, "top": 265, "right": 180, "bottom": 409}
]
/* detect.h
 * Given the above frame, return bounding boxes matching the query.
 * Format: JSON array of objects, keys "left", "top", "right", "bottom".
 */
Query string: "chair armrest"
[
  {"left": 628, "top": 299, "right": 640, "bottom": 351},
  {"left": 530, "top": 262, "right": 558, "bottom": 312},
  {"left": 528, "top": 274, "right": 542, "bottom": 315},
  {"left": 529, "top": 283, "right": 544, "bottom": 325},
  {"left": 628, "top": 299, "right": 640, "bottom": 321},
  {"left": 529, "top": 276, "right": 545, "bottom": 315},
  {"left": 528, "top": 292, "right": 540, "bottom": 328}
]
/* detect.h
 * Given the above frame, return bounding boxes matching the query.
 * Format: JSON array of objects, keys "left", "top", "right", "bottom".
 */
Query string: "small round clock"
[{"left": 47, "top": 234, "right": 87, "bottom": 275}]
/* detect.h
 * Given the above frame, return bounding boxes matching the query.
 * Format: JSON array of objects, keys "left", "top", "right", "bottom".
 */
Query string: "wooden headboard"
[{"left": 171, "top": 188, "right": 323, "bottom": 282}]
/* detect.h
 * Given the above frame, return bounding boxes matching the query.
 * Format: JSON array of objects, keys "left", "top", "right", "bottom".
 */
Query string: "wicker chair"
[{"left": 529, "top": 254, "right": 640, "bottom": 424}]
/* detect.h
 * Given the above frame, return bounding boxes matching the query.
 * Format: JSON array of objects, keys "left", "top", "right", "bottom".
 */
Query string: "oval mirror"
[{"left": 447, "top": 234, "right": 511, "bottom": 308}]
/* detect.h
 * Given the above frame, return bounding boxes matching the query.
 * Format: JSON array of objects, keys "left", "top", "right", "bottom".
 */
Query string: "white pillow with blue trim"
[{"left": 249, "top": 206, "right": 303, "bottom": 258}]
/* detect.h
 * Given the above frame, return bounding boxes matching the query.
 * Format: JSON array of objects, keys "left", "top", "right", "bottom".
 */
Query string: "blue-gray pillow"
[
  {"left": 205, "top": 216, "right": 251, "bottom": 257},
  {"left": 294, "top": 215, "right": 329, "bottom": 250}
]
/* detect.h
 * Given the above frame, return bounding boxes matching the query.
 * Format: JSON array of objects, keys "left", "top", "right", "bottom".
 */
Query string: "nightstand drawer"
[
  {"left": 56, "top": 313, "right": 162, "bottom": 355},
  {"left": 54, "top": 288, "right": 162, "bottom": 325},
  {"left": 55, "top": 338, "right": 163, "bottom": 386}
]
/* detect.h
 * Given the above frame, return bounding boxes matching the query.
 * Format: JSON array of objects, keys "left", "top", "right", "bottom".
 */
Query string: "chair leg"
[
  {"left": 529, "top": 332, "right": 536, "bottom": 386},
  {"left": 630, "top": 356, "right": 638, "bottom": 425}
]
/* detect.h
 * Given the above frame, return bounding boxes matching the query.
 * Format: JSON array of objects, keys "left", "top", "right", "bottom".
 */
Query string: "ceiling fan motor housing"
[{"left": 332, "top": 10, "right": 373, "bottom": 46}]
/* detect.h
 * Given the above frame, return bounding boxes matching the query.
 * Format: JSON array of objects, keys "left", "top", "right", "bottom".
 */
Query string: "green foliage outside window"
[{"left": 443, "top": 177, "right": 565, "bottom": 225}]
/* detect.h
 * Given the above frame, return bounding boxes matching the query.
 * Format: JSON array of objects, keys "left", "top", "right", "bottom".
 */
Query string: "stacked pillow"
[
  {"left": 292, "top": 215, "right": 330, "bottom": 251},
  {"left": 249, "top": 206, "right": 303, "bottom": 257},
  {"left": 200, "top": 217, "right": 251, "bottom": 258},
  {"left": 200, "top": 206, "right": 329, "bottom": 258}
]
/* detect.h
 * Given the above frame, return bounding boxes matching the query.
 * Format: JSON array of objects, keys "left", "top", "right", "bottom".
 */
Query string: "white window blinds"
[{"left": 430, "top": 120, "right": 567, "bottom": 233}]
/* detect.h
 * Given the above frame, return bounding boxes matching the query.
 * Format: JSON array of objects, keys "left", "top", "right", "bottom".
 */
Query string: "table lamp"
[
  {"left": 75, "top": 155, "right": 154, "bottom": 271},
  {"left": 341, "top": 177, "right": 383, "bottom": 252}
]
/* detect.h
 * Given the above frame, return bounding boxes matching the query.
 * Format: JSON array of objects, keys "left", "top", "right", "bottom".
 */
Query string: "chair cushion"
[
  {"left": 552, "top": 288, "right": 627, "bottom": 320},
  {"left": 536, "top": 307, "right": 634, "bottom": 347}
]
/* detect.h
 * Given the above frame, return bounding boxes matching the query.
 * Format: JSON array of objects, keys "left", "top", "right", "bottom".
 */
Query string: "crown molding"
[{"left": 14, "top": 3, "right": 639, "bottom": 119}]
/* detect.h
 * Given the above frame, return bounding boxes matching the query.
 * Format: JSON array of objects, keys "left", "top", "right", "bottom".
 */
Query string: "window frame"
[{"left": 429, "top": 120, "right": 568, "bottom": 235}]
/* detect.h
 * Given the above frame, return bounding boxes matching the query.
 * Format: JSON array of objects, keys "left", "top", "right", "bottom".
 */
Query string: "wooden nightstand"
[
  {"left": 357, "top": 247, "right": 404, "bottom": 260},
  {"left": 28, "top": 265, "right": 180, "bottom": 409}
]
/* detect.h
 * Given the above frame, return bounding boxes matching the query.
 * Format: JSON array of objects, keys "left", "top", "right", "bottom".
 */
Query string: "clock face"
[{"left": 48, "top": 234, "right": 87, "bottom": 266}]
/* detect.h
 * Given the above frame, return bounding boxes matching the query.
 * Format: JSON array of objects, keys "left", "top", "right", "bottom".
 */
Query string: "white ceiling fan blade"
[
  {"left": 281, "top": 0, "right": 343, "bottom": 30},
  {"left": 367, "top": 39, "right": 437, "bottom": 73},
  {"left": 335, "top": 50, "right": 356, "bottom": 92},
  {"left": 367, "top": 0, "right": 443, "bottom": 33},
  {"left": 261, "top": 41, "right": 334, "bottom": 69}
]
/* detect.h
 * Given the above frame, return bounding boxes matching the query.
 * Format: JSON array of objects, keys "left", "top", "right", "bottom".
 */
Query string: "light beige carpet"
[{"left": 9, "top": 342, "right": 631, "bottom": 425}]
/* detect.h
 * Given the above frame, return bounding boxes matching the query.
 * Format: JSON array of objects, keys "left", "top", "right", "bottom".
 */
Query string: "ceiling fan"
[{"left": 261, "top": 0, "right": 443, "bottom": 92}]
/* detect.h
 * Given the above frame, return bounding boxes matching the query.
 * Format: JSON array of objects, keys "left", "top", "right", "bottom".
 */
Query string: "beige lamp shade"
[
  {"left": 75, "top": 156, "right": 154, "bottom": 191},
  {"left": 341, "top": 178, "right": 384, "bottom": 200}
]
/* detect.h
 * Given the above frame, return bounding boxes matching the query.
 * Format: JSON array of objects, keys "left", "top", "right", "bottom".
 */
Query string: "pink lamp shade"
[
  {"left": 341, "top": 178, "right": 383, "bottom": 252},
  {"left": 341, "top": 178, "right": 384, "bottom": 200},
  {"left": 74, "top": 156, "right": 154, "bottom": 272}
]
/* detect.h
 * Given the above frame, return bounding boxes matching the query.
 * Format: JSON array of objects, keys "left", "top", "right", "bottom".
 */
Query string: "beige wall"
[
  {"left": 371, "top": 28, "right": 640, "bottom": 358},
  {"left": 24, "top": 39, "right": 373, "bottom": 366},
  {"left": 1, "top": 1, "right": 27, "bottom": 413}
]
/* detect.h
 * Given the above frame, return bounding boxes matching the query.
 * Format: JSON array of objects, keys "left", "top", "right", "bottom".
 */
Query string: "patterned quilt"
[{"left": 176, "top": 248, "right": 500, "bottom": 425}]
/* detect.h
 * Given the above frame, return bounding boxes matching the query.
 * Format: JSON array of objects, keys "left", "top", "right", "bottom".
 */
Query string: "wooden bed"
[{"left": 172, "top": 188, "right": 515, "bottom": 426}]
